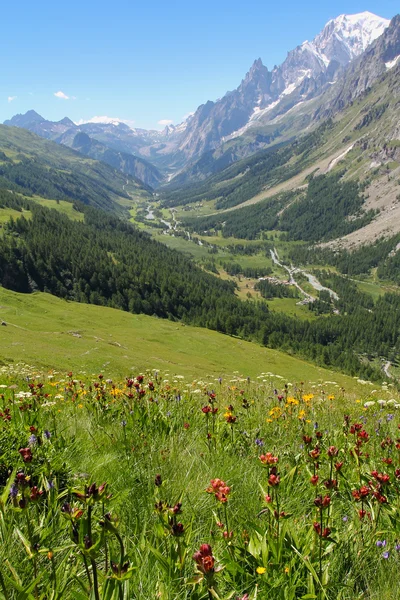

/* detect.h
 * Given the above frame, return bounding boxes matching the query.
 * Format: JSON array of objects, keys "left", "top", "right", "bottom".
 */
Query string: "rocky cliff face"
[{"left": 174, "top": 12, "right": 390, "bottom": 163}]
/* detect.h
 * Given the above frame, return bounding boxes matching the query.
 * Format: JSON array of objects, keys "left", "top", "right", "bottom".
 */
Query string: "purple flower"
[
  {"left": 47, "top": 480, "right": 55, "bottom": 490},
  {"left": 28, "top": 435, "right": 37, "bottom": 446},
  {"left": 387, "top": 414, "right": 394, "bottom": 422},
  {"left": 376, "top": 540, "right": 387, "bottom": 548},
  {"left": 44, "top": 430, "right": 51, "bottom": 439},
  {"left": 314, "top": 423, "right": 318, "bottom": 430},
  {"left": 121, "top": 420, "right": 127, "bottom": 427},
  {"left": 10, "top": 484, "right": 18, "bottom": 498},
  {"left": 255, "top": 438, "right": 264, "bottom": 447},
  {"left": 342, "top": 516, "right": 348, "bottom": 522},
  {"left": 382, "top": 551, "right": 390, "bottom": 559}
]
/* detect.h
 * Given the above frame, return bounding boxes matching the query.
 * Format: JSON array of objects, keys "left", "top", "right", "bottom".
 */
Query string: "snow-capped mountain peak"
[{"left": 313, "top": 11, "right": 390, "bottom": 65}]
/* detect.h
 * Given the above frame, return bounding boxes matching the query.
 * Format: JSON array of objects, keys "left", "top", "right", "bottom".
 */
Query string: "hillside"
[
  {"left": 0, "top": 285, "right": 368, "bottom": 391},
  {"left": 161, "top": 50, "right": 400, "bottom": 248},
  {"left": 0, "top": 125, "right": 151, "bottom": 213}
]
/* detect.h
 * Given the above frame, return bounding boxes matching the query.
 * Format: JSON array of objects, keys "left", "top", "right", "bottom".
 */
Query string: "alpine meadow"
[{"left": 1, "top": 3, "right": 400, "bottom": 599}]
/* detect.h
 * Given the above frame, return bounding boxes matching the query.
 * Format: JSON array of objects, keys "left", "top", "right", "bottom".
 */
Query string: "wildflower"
[
  {"left": 28, "top": 434, "right": 37, "bottom": 446},
  {"left": 309, "top": 447, "right": 320, "bottom": 460},
  {"left": 170, "top": 520, "right": 185, "bottom": 536},
  {"left": 322, "top": 527, "right": 331, "bottom": 538},
  {"left": 259, "top": 452, "right": 278, "bottom": 465},
  {"left": 256, "top": 566, "right": 266, "bottom": 574},
  {"left": 268, "top": 472, "right": 280, "bottom": 487},
  {"left": 327, "top": 446, "right": 338, "bottom": 457},
  {"left": 154, "top": 474, "right": 162, "bottom": 487},
  {"left": 206, "top": 479, "right": 231, "bottom": 503},
  {"left": 44, "top": 430, "right": 51, "bottom": 439},
  {"left": 382, "top": 551, "right": 390, "bottom": 559},
  {"left": 10, "top": 484, "right": 18, "bottom": 498},
  {"left": 310, "top": 475, "right": 319, "bottom": 486},
  {"left": 193, "top": 544, "right": 215, "bottom": 574},
  {"left": 314, "top": 495, "right": 331, "bottom": 508},
  {"left": 376, "top": 540, "right": 387, "bottom": 548},
  {"left": 255, "top": 438, "right": 264, "bottom": 447},
  {"left": 19, "top": 448, "right": 33, "bottom": 463}
]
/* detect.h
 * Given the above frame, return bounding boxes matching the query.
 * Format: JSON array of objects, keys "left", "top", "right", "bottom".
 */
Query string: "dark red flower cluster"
[
  {"left": 18, "top": 448, "right": 33, "bottom": 463},
  {"left": 206, "top": 478, "right": 231, "bottom": 503},
  {"left": 314, "top": 495, "right": 331, "bottom": 509},
  {"left": 313, "top": 522, "right": 331, "bottom": 538},
  {"left": 259, "top": 452, "right": 278, "bottom": 465},
  {"left": 193, "top": 544, "right": 215, "bottom": 574}
]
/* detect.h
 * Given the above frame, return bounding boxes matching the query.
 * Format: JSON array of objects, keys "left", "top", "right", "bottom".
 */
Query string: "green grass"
[
  {"left": 31, "top": 197, "right": 84, "bottom": 221},
  {"left": 0, "top": 286, "right": 365, "bottom": 391},
  {"left": 266, "top": 297, "right": 317, "bottom": 320},
  {"left": 0, "top": 207, "right": 32, "bottom": 224}
]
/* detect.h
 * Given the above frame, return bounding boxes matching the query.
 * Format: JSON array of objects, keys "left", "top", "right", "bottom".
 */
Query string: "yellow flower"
[
  {"left": 256, "top": 566, "right": 266, "bottom": 574},
  {"left": 302, "top": 393, "right": 314, "bottom": 402},
  {"left": 269, "top": 406, "right": 282, "bottom": 418},
  {"left": 328, "top": 394, "right": 335, "bottom": 401},
  {"left": 266, "top": 418, "right": 273, "bottom": 423},
  {"left": 298, "top": 409, "right": 306, "bottom": 420},
  {"left": 284, "top": 566, "right": 289, "bottom": 574},
  {"left": 286, "top": 397, "right": 299, "bottom": 406}
]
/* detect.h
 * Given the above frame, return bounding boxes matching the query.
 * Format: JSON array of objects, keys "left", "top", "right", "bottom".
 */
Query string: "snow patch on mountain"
[
  {"left": 386, "top": 55, "right": 400, "bottom": 69},
  {"left": 76, "top": 116, "right": 136, "bottom": 128}
]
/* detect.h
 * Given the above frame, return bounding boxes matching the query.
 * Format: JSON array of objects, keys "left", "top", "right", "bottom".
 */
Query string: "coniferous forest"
[{"left": 1, "top": 188, "right": 400, "bottom": 382}]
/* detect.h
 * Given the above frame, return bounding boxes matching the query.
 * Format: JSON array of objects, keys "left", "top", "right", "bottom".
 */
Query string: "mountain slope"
[
  {"left": 0, "top": 125, "right": 150, "bottom": 212},
  {"left": 171, "top": 11, "right": 390, "bottom": 166},
  {"left": 4, "top": 112, "right": 165, "bottom": 188},
  {"left": 69, "top": 132, "right": 163, "bottom": 189},
  {"left": 169, "top": 13, "right": 399, "bottom": 185}
]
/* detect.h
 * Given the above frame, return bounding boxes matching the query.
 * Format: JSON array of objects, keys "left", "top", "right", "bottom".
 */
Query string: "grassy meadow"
[
  {"left": 0, "top": 360, "right": 399, "bottom": 599},
  {"left": 0, "top": 287, "right": 359, "bottom": 389}
]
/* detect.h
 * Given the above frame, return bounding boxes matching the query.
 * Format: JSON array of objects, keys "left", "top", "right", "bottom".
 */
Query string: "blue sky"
[{"left": 1, "top": 0, "right": 398, "bottom": 129}]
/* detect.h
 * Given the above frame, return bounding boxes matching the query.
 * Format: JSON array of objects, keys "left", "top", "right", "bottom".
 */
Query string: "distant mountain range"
[{"left": 4, "top": 11, "right": 399, "bottom": 186}]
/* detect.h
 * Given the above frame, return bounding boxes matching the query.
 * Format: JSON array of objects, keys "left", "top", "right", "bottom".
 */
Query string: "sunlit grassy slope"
[{"left": 0, "top": 286, "right": 367, "bottom": 390}]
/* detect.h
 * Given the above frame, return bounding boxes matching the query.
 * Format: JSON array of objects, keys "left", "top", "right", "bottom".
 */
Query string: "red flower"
[
  {"left": 202, "top": 406, "right": 212, "bottom": 413},
  {"left": 309, "top": 447, "right": 320, "bottom": 460},
  {"left": 327, "top": 446, "right": 338, "bottom": 457},
  {"left": 268, "top": 473, "right": 280, "bottom": 487},
  {"left": 313, "top": 522, "right": 321, "bottom": 535},
  {"left": 314, "top": 495, "right": 331, "bottom": 508},
  {"left": 322, "top": 527, "right": 331, "bottom": 538},
  {"left": 259, "top": 452, "right": 279, "bottom": 465},
  {"left": 324, "top": 479, "right": 338, "bottom": 490},
  {"left": 335, "top": 461, "right": 344, "bottom": 471},
  {"left": 193, "top": 544, "right": 215, "bottom": 574},
  {"left": 310, "top": 475, "right": 319, "bottom": 486},
  {"left": 19, "top": 448, "right": 33, "bottom": 463},
  {"left": 206, "top": 479, "right": 231, "bottom": 503}
]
